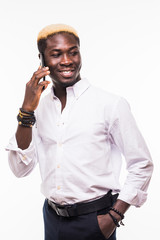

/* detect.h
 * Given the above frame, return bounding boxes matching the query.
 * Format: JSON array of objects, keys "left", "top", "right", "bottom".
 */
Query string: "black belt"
[{"left": 47, "top": 190, "right": 118, "bottom": 217}]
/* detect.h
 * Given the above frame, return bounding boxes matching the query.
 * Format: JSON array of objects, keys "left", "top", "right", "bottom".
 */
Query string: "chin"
[{"left": 52, "top": 76, "right": 81, "bottom": 88}]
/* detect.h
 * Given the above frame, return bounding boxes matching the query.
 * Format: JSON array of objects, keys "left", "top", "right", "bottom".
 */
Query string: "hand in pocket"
[{"left": 97, "top": 214, "right": 116, "bottom": 239}]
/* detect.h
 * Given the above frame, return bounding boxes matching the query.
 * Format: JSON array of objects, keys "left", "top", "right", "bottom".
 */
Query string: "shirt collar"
[{"left": 51, "top": 78, "right": 90, "bottom": 100}]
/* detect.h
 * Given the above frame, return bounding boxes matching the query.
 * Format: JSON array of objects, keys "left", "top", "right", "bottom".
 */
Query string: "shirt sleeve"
[
  {"left": 109, "top": 97, "right": 153, "bottom": 207},
  {"left": 5, "top": 134, "right": 37, "bottom": 178}
]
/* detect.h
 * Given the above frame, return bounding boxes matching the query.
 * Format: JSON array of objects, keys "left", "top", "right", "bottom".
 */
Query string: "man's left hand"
[{"left": 97, "top": 213, "right": 116, "bottom": 239}]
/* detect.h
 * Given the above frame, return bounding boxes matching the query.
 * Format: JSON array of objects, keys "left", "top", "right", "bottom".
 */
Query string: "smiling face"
[{"left": 43, "top": 32, "right": 82, "bottom": 88}]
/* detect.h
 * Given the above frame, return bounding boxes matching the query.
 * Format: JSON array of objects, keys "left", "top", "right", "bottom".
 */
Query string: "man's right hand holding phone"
[
  {"left": 16, "top": 66, "right": 50, "bottom": 150},
  {"left": 22, "top": 66, "right": 51, "bottom": 112}
]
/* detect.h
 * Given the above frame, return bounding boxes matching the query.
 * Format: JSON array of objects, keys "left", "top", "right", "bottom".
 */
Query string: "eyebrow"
[
  {"left": 69, "top": 46, "right": 79, "bottom": 51},
  {"left": 49, "top": 46, "right": 79, "bottom": 52}
]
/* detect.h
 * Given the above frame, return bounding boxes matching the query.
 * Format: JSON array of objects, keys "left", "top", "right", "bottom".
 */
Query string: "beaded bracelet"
[
  {"left": 109, "top": 207, "right": 125, "bottom": 226},
  {"left": 18, "top": 121, "right": 34, "bottom": 128},
  {"left": 109, "top": 207, "right": 124, "bottom": 220},
  {"left": 108, "top": 212, "right": 120, "bottom": 227},
  {"left": 19, "top": 108, "right": 34, "bottom": 115},
  {"left": 17, "top": 115, "right": 36, "bottom": 127},
  {"left": 17, "top": 108, "right": 36, "bottom": 128}
]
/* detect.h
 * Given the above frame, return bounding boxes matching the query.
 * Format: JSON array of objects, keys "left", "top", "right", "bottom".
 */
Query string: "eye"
[
  {"left": 51, "top": 53, "right": 61, "bottom": 58},
  {"left": 70, "top": 51, "right": 79, "bottom": 56},
  {"left": 51, "top": 52, "right": 61, "bottom": 58}
]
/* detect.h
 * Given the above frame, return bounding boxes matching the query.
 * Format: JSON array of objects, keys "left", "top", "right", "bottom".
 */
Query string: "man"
[{"left": 6, "top": 24, "right": 153, "bottom": 240}]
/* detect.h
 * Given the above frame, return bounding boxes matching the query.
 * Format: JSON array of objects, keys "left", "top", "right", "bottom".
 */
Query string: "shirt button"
[
  {"left": 57, "top": 186, "right": 61, "bottom": 190},
  {"left": 22, "top": 155, "right": 26, "bottom": 160},
  {"left": 58, "top": 142, "right": 63, "bottom": 147},
  {"left": 57, "top": 164, "right": 60, "bottom": 168}
]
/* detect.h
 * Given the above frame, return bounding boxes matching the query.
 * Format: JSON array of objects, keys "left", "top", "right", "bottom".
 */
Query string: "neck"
[{"left": 53, "top": 84, "right": 67, "bottom": 111}]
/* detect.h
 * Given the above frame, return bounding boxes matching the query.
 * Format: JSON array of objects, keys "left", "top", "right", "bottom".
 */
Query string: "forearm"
[
  {"left": 97, "top": 199, "right": 130, "bottom": 238},
  {"left": 15, "top": 66, "right": 50, "bottom": 150},
  {"left": 112, "top": 199, "right": 130, "bottom": 216},
  {"left": 108, "top": 199, "right": 130, "bottom": 227},
  {"left": 16, "top": 125, "right": 32, "bottom": 150}
]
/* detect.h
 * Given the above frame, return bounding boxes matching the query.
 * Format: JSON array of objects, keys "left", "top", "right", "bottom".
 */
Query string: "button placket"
[
  {"left": 55, "top": 113, "right": 66, "bottom": 194},
  {"left": 54, "top": 98, "right": 62, "bottom": 114},
  {"left": 54, "top": 88, "right": 75, "bottom": 197}
]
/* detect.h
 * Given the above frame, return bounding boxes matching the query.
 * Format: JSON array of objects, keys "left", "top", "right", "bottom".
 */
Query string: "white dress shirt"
[{"left": 6, "top": 78, "right": 153, "bottom": 207}]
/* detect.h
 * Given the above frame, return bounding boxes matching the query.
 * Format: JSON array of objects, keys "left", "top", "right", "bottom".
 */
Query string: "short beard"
[{"left": 51, "top": 75, "right": 81, "bottom": 88}]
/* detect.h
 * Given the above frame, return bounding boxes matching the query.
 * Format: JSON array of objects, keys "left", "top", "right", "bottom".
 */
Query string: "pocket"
[
  {"left": 93, "top": 211, "right": 107, "bottom": 240},
  {"left": 93, "top": 210, "right": 116, "bottom": 240}
]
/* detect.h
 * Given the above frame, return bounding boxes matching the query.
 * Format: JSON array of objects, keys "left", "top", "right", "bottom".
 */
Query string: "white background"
[{"left": 0, "top": 0, "right": 159, "bottom": 239}]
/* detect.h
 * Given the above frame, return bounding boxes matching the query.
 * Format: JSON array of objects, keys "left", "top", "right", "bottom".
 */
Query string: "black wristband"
[
  {"left": 108, "top": 212, "right": 120, "bottom": 227},
  {"left": 18, "top": 121, "right": 34, "bottom": 128},
  {"left": 17, "top": 108, "right": 36, "bottom": 128},
  {"left": 109, "top": 207, "right": 124, "bottom": 220},
  {"left": 20, "top": 108, "right": 34, "bottom": 115}
]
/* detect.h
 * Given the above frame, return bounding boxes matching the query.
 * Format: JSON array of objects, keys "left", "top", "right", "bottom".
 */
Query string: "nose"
[{"left": 60, "top": 53, "right": 72, "bottom": 66}]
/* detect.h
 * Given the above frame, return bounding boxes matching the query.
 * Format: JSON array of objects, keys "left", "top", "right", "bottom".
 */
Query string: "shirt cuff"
[
  {"left": 5, "top": 134, "right": 35, "bottom": 166},
  {"left": 118, "top": 185, "right": 148, "bottom": 207}
]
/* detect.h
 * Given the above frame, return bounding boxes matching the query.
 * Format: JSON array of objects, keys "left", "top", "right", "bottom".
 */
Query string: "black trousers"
[{"left": 43, "top": 200, "right": 116, "bottom": 240}]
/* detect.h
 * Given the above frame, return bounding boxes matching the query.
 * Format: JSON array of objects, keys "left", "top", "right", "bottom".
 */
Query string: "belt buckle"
[
  {"left": 59, "top": 207, "right": 70, "bottom": 217},
  {"left": 54, "top": 206, "right": 61, "bottom": 216},
  {"left": 55, "top": 205, "right": 71, "bottom": 217}
]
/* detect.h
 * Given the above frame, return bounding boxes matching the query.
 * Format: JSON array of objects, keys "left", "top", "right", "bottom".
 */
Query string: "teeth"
[{"left": 63, "top": 71, "right": 71, "bottom": 73}]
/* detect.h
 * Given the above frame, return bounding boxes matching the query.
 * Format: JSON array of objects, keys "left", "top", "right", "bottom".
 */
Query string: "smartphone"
[{"left": 40, "top": 53, "right": 46, "bottom": 81}]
